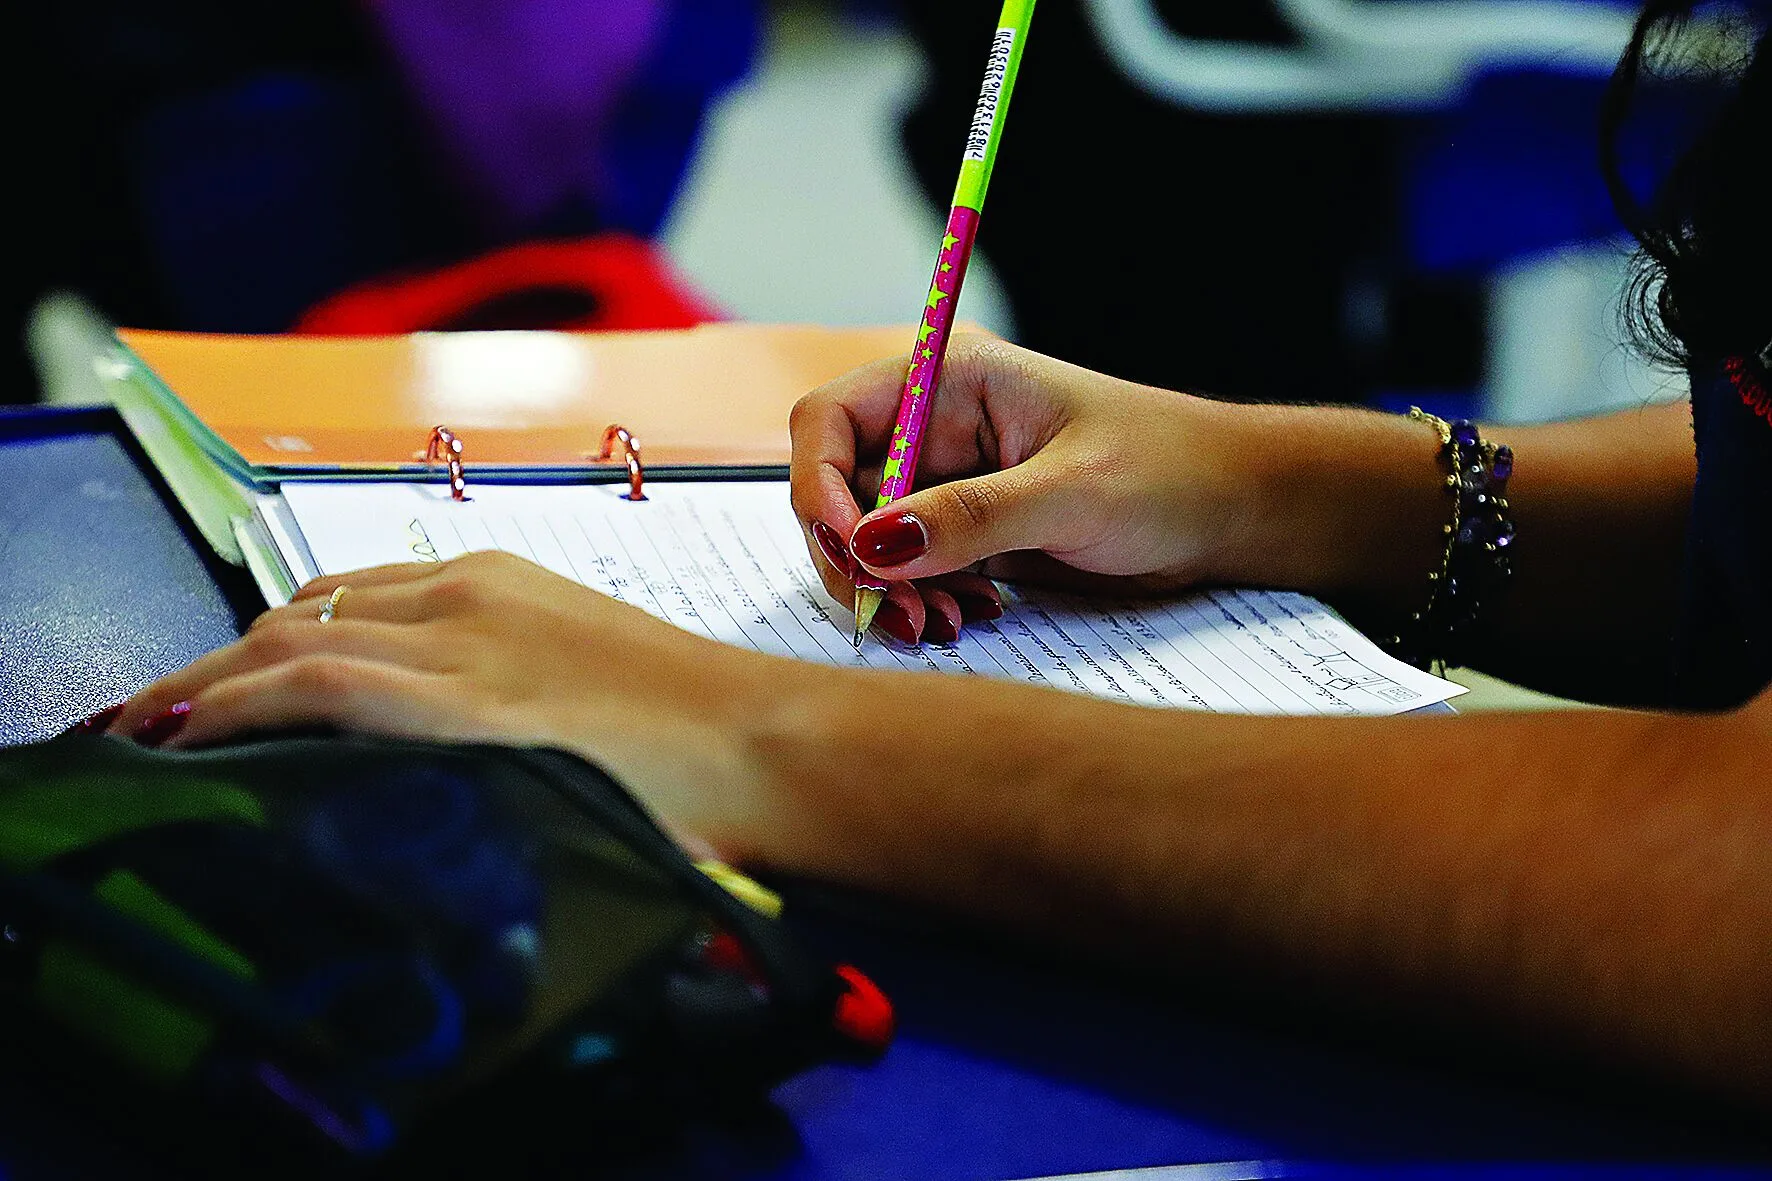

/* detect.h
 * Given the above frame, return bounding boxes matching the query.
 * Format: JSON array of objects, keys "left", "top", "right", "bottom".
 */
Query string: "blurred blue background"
[{"left": 13, "top": 0, "right": 1726, "bottom": 425}]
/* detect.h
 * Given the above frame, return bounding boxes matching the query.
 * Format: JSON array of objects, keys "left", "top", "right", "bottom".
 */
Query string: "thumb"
[{"left": 849, "top": 459, "right": 1081, "bottom": 580}]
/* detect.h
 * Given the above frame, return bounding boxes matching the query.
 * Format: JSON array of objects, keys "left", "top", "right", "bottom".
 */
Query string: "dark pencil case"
[{"left": 0, "top": 732, "right": 892, "bottom": 1175}]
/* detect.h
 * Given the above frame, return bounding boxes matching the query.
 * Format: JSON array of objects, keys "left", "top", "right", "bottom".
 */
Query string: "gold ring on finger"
[{"left": 317, "top": 585, "right": 350, "bottom": 623}]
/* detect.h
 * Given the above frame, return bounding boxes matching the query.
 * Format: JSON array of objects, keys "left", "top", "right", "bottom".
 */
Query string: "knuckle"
[
  {"left": 285, "top": 655, "right": 357, "bottom": 699},
  {"left": 946, "top": 478, "right": 1005, "bottom": 532},
  {"left": 963, "top": 335, "right": 1029, "bottom": 382},
  {"left": 1063, "top": 443, "right": 1129, "bottom": 491},
  {"left": 945, "top": 335, "right": 1044, "bottom": 414},
  {"left": 964, "top": 334, "right": 1016, "bottom": 368},
  {"left": 424, "top": 569, "right": 489, "bottom": 612},
  {"left": 788, "top": 393, "right": 820, "bottom": 432},
  {"left": 244, "top": 620, "right": 311, "bottom": 663},
  {"left": 456, "top": 550, "right": 519, "bottom": 574}
]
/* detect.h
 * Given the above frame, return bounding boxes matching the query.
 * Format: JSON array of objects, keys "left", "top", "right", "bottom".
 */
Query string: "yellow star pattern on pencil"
[
  {"left": 921, "top": 348, "right": 935, "bottom": 360},
  {"left": 940, "top": 262, "right": 953, "bottom": 273},
  {"left": 888, "top": 422, "right": 911, "bottom": 458},
  {"left": 918, "top": 321, "right": 937, "bottom": 343},
  {"left": 926, "top": 286, "right": 949, "bottom": 311},
  {"left": 942, "top": 232, "right": 960, "bottom": 253}
]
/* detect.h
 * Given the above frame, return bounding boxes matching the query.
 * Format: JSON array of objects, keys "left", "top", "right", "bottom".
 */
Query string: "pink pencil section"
[{"left": 872, "top": 204, "right": 981, "bottom": 510}]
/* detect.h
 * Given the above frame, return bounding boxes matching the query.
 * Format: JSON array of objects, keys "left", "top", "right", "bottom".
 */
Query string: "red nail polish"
[
  {"left": 68, "top": 702, "right": 126, "bottom": 734},
  {"left": 873, "top": 598, "right": 919, "bottom": 645},
  {"left": 811, "top": 520, "right": 854, "bottom": 578},
  {"left": 852, "top": 513, "right": 927, "bottom": 568},
  {"left": 923, "top": 608, "right": 960, "bottom": 644},
  {"left": 953, "top": 593, "right": 1003, "bottom": 623},
  {"left": 134, "top": 701, "right": 191, "bottom": 747}
]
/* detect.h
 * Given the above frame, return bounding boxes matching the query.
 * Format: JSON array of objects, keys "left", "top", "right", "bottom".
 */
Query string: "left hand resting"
[{"left": 107, "top": 551, "right": 814, "bottom": 861}]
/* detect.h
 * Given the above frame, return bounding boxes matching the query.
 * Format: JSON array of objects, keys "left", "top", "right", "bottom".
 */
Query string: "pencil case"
[{"left": 0, "top": 731, "right": 892, "bottom": 1176}]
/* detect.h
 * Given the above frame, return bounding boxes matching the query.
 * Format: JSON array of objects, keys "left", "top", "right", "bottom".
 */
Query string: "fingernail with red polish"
[
  {"left": 852, "top": 513, "right": 927, "bottom": 568},
  {"left": 953, "top": 593, "right": 1003, "bottom": 623},
  {"left": 68, "top": 702, "right": 126, "bottom": 734},
  {"left": 923, "top": 608, "right": 960, "bottom": 644},
  {"left": 873, "top": 599, "right": 919, "bottom": 645},
  {"left": 811, "top": 520, "right": 853, "bottom": 579},
  {"left": 134, "top": 702, "right": 191, "bottom": 747}
]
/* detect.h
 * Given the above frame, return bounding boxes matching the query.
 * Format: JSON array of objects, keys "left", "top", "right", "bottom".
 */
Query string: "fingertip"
[
  {"left": 65, "top": 701, "right": 126, "bottom": 736},
  {"left": 132, "top": 701, "right": 192, "bottom": 748},
  {"left": 851, "top": 511, "right": 929, "bottom": 572},
  {"left": 872, "top": 599, "right": 917, "bottom": 645},
  {"left": 927, "top": 571, "right": 1002, "bottom": 623},
  {"left": 109, "top": 690, "right": 168, "bottom": 738},
  {"left": 811, "top": 520, "right": 855, "bottom": 581},
  {"left": 955, "top": 592, "right": 1003, "bottom": 623},
  {"left": 918, "top": 587, "right": 962, "bottom": 644},
  {"left": 873, "top": 584, "right": 925, "bottom": 644}
]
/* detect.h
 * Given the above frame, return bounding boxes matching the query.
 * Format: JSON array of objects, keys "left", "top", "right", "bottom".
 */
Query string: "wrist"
[
  {"left": 1211, "top": 401, "right": 1451, "bottom": 610},
  {"left": 725, "top": 660, "right": 886, "bottom": 874},
  {"left": 739, "top": 665, "right": 1047, "bottom": 887}
]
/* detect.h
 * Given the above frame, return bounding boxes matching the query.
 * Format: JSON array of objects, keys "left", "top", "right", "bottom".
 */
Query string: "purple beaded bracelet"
[{"left": 1386, "top": 408, "right": 1515, "bottom": 672}]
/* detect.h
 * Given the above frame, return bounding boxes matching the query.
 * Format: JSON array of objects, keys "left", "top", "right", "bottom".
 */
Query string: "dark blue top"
[{"left": 1672, "top": 354, "right": 1772, "bottom": 709}]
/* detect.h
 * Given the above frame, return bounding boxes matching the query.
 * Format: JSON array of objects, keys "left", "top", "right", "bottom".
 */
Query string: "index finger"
[
  {"left": 289, "top": 561, "right": 445, "bottom": 601},
  {"left": 788, "top": 352, "right": 916, "bottom": 540}
]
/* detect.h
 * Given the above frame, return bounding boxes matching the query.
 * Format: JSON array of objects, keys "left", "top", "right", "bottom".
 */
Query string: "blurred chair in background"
[
  {"left": 8, "top": 0, "right": 759, "bottom": 404},
  {"left": 893, "top": 0, "right": 1720, "bottom": 420}
]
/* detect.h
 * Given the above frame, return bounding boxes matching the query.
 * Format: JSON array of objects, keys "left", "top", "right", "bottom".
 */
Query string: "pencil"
[{"left": 853, "top": 0, "right": 1036, "bottom": 646}]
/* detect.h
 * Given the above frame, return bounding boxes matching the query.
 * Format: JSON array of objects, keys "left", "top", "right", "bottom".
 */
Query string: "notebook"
[
  {"left": 92, "top": 322, "right": 922, "bottom": 565},
  {"left": 250, "top": 479, "right": 1465, "bottom": 717},
  {"left": 112, "top": 323, "right": 915, "bottom": 484}
]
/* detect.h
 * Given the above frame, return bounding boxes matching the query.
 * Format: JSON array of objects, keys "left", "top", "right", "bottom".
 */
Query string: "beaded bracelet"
[{"left": 1385, "top": 408, "right": 1515, "bottom": 672}]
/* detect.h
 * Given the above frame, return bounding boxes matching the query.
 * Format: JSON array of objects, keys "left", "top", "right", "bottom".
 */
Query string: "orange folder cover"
[{"left": 115, "top": 323, "right": 914, "bottom": 477}]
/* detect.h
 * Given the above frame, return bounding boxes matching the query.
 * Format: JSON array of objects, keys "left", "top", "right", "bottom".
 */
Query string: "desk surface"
[{"left": 3, "top": 407, "right": 1769, "bottom": 1179}]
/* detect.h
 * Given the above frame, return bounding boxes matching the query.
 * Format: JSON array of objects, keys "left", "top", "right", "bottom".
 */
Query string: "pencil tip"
[{"left": 851, "top": 587, "right": 884, "bottom": 647}]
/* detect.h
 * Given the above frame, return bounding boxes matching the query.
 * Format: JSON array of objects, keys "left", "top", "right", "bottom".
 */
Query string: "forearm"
[
  {"left": 1208, "top": 398, "right": 1696, "bottom": 702},
  {"left": 760, "top": 670, "right": 1772, "bottom": 1106},
  {"left": 1474, "top": 399, "right": 1694, "bottom": 699}
]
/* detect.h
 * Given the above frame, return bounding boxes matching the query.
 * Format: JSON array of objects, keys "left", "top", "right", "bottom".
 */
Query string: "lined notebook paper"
[{"left": 270, "top": 481, "right": 1463, "bottom": 716}]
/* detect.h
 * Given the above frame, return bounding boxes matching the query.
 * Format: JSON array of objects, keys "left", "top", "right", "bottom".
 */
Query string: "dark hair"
[{"left": 1601, "top": 1, "right": 1770, "bottom": 368}]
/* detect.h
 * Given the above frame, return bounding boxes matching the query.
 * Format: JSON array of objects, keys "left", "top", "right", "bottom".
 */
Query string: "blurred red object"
[{"left": 293, "top": 233, "right": 720, "bottom": 334}]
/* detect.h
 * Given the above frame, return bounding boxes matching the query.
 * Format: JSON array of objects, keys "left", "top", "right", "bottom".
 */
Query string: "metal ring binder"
[
  {"left": 596, "top": 424, "right": 647, "bottom": 501},
  {"left": 424, "top": 425, "right": 469, "bottom": 501},
  {"left": 421, "top": 422, "right": 645, "bottom": 501}
]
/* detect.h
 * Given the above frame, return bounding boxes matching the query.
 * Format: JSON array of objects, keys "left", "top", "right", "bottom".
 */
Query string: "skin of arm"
[
  {"left": 746, "top": 656, "right": 1772, "bottom": 1110},
  {"left": 1221, "top": 396, "right": 1695, "bottom": 704}
]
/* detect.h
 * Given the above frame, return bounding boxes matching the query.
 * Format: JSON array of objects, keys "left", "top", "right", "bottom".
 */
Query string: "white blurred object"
[
  {"left": 29, "top": 291, "right": 118, "bottom": 406},
  {"left": 1081, "top": 0, "right": 1641, "bottom": 112},
  {"left": 1485, "top": 239, "right": 1688, "bottom": 424},
  {"left": 659, "top": 7, "right": 1015, "bottom": 337}
]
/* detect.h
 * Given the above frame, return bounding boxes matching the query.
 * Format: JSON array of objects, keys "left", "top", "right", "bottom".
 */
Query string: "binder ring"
[
  {"left": 425, "top": 425, "right": 469, "bottom": 501},
  {"left": 596, "top": 424, "right": 647, "bottom": 501}
]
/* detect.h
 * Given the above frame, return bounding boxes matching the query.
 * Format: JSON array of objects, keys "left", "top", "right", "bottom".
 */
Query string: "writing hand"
[{"left": 789, "top": 335, "right": 1261, "bottom": 641}]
